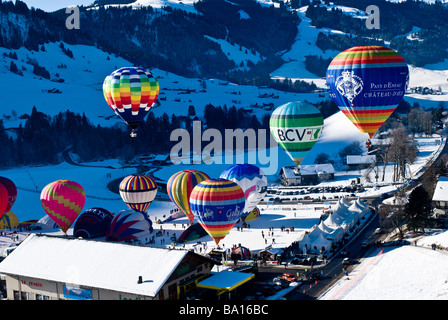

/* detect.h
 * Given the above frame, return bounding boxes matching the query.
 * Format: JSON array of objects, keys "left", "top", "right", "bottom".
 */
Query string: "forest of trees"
[
  {"left": 0, "top": 99, "right": 341, "bottom": 169},
  {"left": 306, "top": 0, "right": 448, "bottom": 67},
  {"left": 0, "top": 0, "right": 300, "bottom": 87}
]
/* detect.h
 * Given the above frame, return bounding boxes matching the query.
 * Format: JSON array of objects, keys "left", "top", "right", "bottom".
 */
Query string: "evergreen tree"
[{"left": 404, "top": 186, "right": 433, "bottom": 233}]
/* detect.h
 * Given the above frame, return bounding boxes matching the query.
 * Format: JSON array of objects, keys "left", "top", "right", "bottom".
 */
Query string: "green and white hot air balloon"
[{"left": 270, "top": 101, "right": 324, "bottom": 166}]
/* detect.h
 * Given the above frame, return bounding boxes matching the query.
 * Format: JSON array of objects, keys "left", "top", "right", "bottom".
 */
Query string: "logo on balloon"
[{"left": 335, "top": 71, "right": 364, "bottom": 103}]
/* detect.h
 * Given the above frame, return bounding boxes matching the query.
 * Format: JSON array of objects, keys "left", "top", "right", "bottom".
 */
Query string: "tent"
[
  {"left": 310, "top": 232, "right": 332, "bottom": 253},
  {"left": 36, "top": 215, "right": 59, "bottom": 230},
  {"left": 318, "top": 221, "right": 344, "bottom": 243}
]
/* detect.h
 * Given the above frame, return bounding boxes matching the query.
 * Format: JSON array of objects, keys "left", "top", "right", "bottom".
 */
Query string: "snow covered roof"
[
  {"left": 281, "top": 163, "right": 335, "bottom": 178},
  {"left": 432, "top": 177, "right": 448, "bottom": 202},
  {"left": 300, "top": 164, "right": 335, "bottom": 175},
  {"left": 0, "top": 234, "right": 195, "bottom": 297},
  {"left": 346, "top": 155, "right": 376, "bottom": 165}
]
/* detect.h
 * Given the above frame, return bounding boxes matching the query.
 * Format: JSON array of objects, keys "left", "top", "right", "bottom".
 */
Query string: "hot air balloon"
[
  {"left": 177, "top": 222, "right": 208, "bottom": 243},
  {"left": 103, "top": 67, "right": 159, "bottom": 137},
  {"left": 74, "top": 207, "right": 114, "bottom": 239},
  {"left": 106, "top": 209, "right": 153, "bottom": 242},
  {"left": 40, "top": 180, "right": 86, "bottom": 234},
  {"left": 189, "top": 178, "right": 245, "bottom": 245},
  {"left": 167, "top": 170, "right": 210, "bottom": 222},
  {"left": 119, "top": 174, "right": 157, "bottom": 213},
  {"left": 0, "top": 177, "right": 17, "bottom": 216},
  {"left": 219, "top": 164, "right": 267, "bottom": 222},
  {"left": 326, "top": 45, "right": 409, "bottom": 138},
  {"left": 0, "top": 183, "right": 8, "bottom": 220},
  {"left": 270, "top": 101, "right": 324, "bottom": 167},
  {"left": 0, "top": 211, "right": 19, "bottom": 229}
]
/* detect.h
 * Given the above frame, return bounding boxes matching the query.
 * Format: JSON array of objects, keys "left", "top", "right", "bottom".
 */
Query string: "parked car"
[
  {"left": 273, "top": 276, "right": 289, "bottom": 288},
  {"left": 342, "top": 257, "right": 351, "bottom": 267},
  {"left": 282, "top": 273, "right": 298, "bottom": 282}
]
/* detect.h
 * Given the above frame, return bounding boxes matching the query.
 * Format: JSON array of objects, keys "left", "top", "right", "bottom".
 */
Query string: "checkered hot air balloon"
[
  {"left": 326, "top": 45, "right": 409, "bottom": 139},
  {"left": 270, "top": 101, "right": 324, "bottom": 167},
  {"left": 103, "top": 67, "right": 159, "bottom": 137},
  {"left": 40, "top": 180, "right": 86, "bottom": 234},
  {"left": 167, "top": 170, "right": 210, "bottom": 222},
  {"left": 189, "top": 179, "right": 245, "bottom": 245},
  {"left": 119, "top": 174, "right": 157, "bottom": 213}
]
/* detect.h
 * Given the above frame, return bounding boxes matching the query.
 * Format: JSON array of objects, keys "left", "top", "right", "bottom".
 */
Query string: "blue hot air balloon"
[
  {"left": 106, "top": 210, "right": 153, "bottom": 242},
  {"left": 326, "top": 45, "right": 409, "bottom": 138},
  {"left": 73, "top": 207, "right": 114, "bottom": 239},
  {"left": 219, "top": 164, "right": 267, "bottom": 222}
]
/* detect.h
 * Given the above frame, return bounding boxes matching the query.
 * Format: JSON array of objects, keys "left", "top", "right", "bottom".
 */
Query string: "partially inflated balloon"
[
  {"left": 103, "top": 67, "right": 159, "bottom": 137},
  {"left": 74, "top": 207, "right": 114, "bottom": 239},
  {"left": 40, "top": 180, "right": 86, "bottom": 233},
  {"left": 189, "top": 179, "right": 245, "bottom": 245},
  {"left": 270, "top": 101, "right": 324, "bottom": 166},
  {"left": 167, "top": 170, "right": 210, "bottom": 222},
  {"left": 0, "top": 177, "right": 17, "bottom": 215},
  {"left": 106, "top": 210, "right": 153, "bottom": 242},
  {"left": 119, "top": 174, "right": 157, "bottom": 213},
  {"left": 0, "top": 211, "right": 19, "bottom": 229},
  {"left": 326, "top": 45, "right": 409, "bottom": 138},
  {"left": 219, "top": 164, "right": 267, "bottom": 222}
]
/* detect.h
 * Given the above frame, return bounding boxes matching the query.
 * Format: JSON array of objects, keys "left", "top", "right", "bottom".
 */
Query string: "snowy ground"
[{"left": 319, "top": 231, "right": 448, "bottom": 300}]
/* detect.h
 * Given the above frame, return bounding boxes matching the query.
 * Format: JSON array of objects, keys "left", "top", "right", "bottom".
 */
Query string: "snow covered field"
[{"left": 319, "top": 232, "right": 448, "bottom": 300}]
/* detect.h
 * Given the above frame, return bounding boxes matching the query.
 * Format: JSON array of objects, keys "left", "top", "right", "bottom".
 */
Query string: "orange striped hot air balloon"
[
  {"left": 40, "top": 180, "right": 86, "bottom": 234},
  {"left": 119, "top": 174, "right": 157, "bottom": 213},
  {"left": 326, "top": 45, "right": 409, "bottom": 138},
  {"left": 189, "top": 179, "right": 245, "bottom": 245}
]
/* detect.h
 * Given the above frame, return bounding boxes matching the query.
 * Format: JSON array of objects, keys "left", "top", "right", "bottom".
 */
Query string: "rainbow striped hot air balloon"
[
  {"left": 106, "top": 209, "right": 153, "bottom": 242},
  {"left": 167, "top": 170, "right": 210, "bottom": 222},
  {"left": 119, "top": 174, "right": 157, "bottom": 213},
  {"left": 189, "top": 178, "right": 245, "bottom": 245},
  {"left": 40, "top": 180, "right": 86, "bottom": 234},
  {"left": 270, "top": 101, "right": 324, "bottom": 166},
  {"left": 326, "top": 45, "right": 409, "bottom": 138},
  {"left": 103, "top": 67, "right": 159, "bottom": 137}
]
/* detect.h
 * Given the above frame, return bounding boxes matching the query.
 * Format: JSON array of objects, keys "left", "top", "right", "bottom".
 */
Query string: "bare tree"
[{"left": 388, "top": 126, "right": 418, "bottom": 182}]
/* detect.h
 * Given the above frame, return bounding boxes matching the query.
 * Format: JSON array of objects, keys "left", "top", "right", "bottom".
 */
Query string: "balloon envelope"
[
  {"left": 0, "top": 183, "right": 8, "bottom": 220},
  {"left": 40, "top": 180, "right": 86, "bottom": 233},
  {"left": 177, "top": 222, "right": 209, "bottom": 243},
  {"left": 167, "top": 170, "right": 210, "bottom": 222},
  {"left": 270, "top": 101, "right": 324, "bottom": 166},
  {"left": 219, "top": 164, "right": 267, "bottom": 221},
  {"left": 189, "top": 178, "right": 245, "bottom": 245},
  {"left": 74, "top": 207, "right": 114, "bottom": 239},
  {"left": 103, "top": 67, "right": 159, "bottom": 137},
  {"left": 0, "top": 176, "right": 17, "bottom": 214},
  {"left": 0, "top": 211, "right": 19, "bottom": 229},
  {"left": 119, "top": 174, "right": 157, "bottom": 213},
  {"left": 326, "top": 45, "right": 409, "bottom": 138},
  {"left": 106, "top": 210, "right": 153, "bottom": 242}
]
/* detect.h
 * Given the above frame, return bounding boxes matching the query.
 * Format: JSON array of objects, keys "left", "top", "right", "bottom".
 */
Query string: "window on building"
[
  {"left": 13, "top": 290, "right": 19, "bottom": 300},
  {"left": 20, "top": 291, "right": 27, "bottom": 300},
  {"left": 36, "top": 294, "right": 43, "bottom": 300}
]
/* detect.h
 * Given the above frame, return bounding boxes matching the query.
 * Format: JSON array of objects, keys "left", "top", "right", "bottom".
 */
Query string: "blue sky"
[{"left": 19, "top": 1, "right": 95, "bottom": 12}]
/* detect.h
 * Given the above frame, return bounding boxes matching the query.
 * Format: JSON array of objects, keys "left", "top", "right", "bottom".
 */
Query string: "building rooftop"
[
  {"left": 0, "top": 234, "right": 192, "bottom": 297},
  {"left": 432, "top": 176, "right": 448, "bottom": 202}
]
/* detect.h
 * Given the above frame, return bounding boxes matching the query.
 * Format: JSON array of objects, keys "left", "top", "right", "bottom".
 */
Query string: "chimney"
[{"left": 138, "top": 276, "right": 143, "bottom": 284}]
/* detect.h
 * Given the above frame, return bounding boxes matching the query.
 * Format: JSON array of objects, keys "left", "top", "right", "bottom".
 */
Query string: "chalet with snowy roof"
[
  {"left": 432, "top": 177, "right": 448, "bottom": 222},
  {"left": 0, "top": 234, "right": 218, "bottom": 300},
  {"left": 346, "top": 155, "right": 376, "bottom": 169},
  {"left": 280, "top": 164, "right": 335, "bottom": 186}
]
